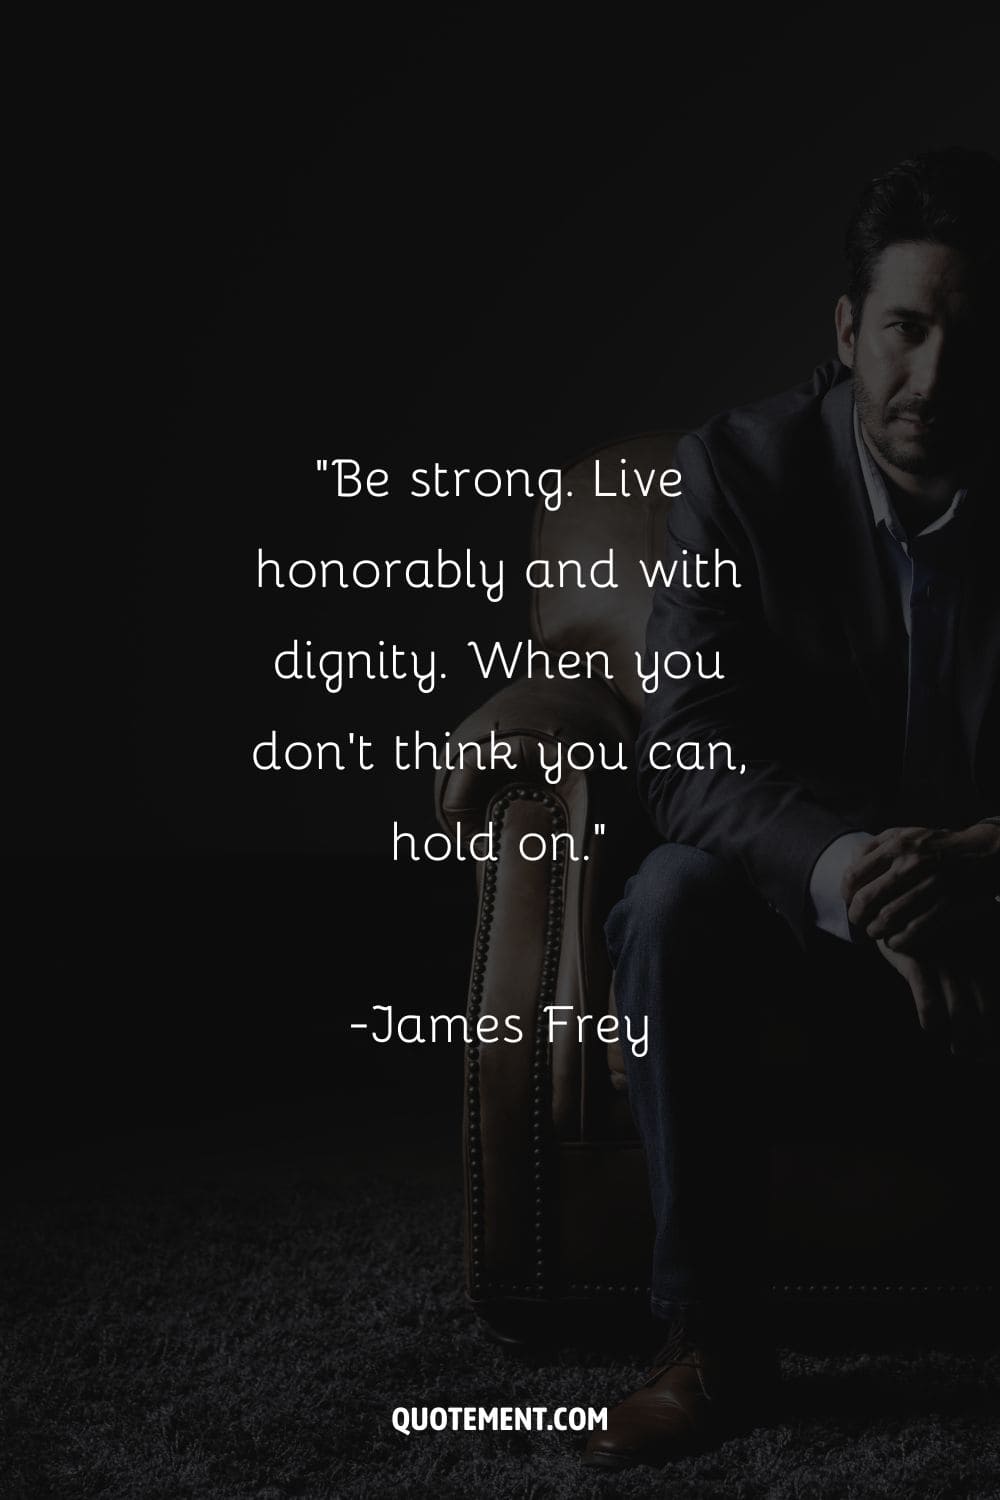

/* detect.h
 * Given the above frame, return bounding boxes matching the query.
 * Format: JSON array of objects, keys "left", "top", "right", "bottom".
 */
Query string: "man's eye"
[{"left": 891, "top": 321, "right": 925, "bottom": 341}]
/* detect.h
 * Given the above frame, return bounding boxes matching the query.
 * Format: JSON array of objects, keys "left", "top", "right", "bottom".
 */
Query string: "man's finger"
[
  {"left": 866, "top": 874, "right": 943, "bottom": 943},
  {"left": 841, "top": 826, "right": 946, "bottom": 904},
  {"left": 846, "top": 855, "right": 939, "bottom": 930},
  {"left": 841, "top": 844, "right": 897, "bottom": 904},
  {"left": 906, "top": 961, "right": 946, "bottom": 1034}
]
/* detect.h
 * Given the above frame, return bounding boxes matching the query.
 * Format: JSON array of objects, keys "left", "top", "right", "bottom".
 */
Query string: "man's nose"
[{"left": 909, "top": 333, "right": 947, "bottom": 400}]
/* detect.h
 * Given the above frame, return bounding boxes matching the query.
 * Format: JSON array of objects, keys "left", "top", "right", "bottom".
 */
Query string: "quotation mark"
[{"left": 582, "top": 823, "right": 606, "bottom": 861}]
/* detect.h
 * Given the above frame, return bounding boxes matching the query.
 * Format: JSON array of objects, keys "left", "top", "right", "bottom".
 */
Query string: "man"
[{"left": 583, "top": 147, "right": 999, "bottom": 1471}]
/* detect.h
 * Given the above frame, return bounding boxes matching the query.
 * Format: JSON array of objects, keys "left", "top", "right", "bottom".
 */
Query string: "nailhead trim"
[{"left": 466, "top": 787, "right": 567, "bottom": 1299}]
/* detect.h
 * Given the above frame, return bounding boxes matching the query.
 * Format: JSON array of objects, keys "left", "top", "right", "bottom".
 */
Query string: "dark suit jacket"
[{"left": 635, "top": 360, "right": 999, "bottom": 944}]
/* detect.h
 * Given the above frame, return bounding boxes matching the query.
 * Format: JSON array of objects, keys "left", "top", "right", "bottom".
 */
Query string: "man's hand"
[
  {"left": 842, "top": 823, "right": 999, "bottom": 955},
  {"left": 875, "top": 937, "right": 997, "bottom": 1057}
]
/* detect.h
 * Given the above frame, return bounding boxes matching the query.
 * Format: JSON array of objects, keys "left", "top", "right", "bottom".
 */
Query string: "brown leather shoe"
[{"left": 582, "top": 1316, "right": 773, "bottom": 1470}]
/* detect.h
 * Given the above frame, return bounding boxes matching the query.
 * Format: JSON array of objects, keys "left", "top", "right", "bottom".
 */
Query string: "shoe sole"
[{"left": 582, "top": 1434, "right": 705, "bottom": 1470}]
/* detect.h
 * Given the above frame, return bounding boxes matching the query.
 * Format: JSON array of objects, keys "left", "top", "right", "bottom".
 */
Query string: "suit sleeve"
[{"left": 635, "top": 431, "right": 862, "bottom": 944}]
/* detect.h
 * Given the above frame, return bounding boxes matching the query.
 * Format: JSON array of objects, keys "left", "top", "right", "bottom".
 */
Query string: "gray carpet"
[{"left": 2, "top": 1140, "right": 999, "bottom": 1500}]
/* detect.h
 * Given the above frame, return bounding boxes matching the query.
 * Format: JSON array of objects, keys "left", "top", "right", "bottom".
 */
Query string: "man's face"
[{"left": 835, "top": 241, "right": 986, "bottom": 484}]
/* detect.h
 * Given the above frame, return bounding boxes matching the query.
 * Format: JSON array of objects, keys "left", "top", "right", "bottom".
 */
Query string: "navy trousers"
[{"left": 604, "top": 842, "right": 937, "bottom": 1322}]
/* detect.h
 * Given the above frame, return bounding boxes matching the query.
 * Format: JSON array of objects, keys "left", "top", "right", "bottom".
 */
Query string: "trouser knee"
[{"left": 606, "top": 843, "right": 744, "bottom": 959}]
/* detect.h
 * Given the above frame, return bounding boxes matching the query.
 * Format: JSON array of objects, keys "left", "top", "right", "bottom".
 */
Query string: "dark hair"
[{"left": 844, "top": 147, "right": 1000, "bottom": 327}]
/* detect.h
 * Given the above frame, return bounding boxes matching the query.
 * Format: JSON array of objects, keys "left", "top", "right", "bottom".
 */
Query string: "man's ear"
[{"left": 835, "top": 294, "right": 856, "bottom": 368}]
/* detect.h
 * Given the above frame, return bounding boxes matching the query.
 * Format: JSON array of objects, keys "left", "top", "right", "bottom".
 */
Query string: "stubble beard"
[{"left": 851, "top": 365, "right": 964, "bottom": 478}]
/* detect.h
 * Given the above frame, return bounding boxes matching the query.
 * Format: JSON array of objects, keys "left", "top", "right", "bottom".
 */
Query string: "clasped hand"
[
  {"left": 841, "top": 823, "right": 999, "bottom": 1053},
  {"left": 842, "top": 823, "right": 998, "bottom": 952}
]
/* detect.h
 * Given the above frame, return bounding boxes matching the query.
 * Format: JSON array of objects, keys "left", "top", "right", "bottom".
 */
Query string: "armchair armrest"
[
  {"left": 438, "top": 671, "right": 652, "bottom": 1171},
  {"left": 435, "top": 674, "right": 638, "bottom": 837},
  {"left": 442, "top": 676, "right": 653, "bottom": 1300}
]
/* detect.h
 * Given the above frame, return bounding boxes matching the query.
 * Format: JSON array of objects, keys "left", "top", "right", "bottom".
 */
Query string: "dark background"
[{"left": 14, "top": 11, "right": 999, "bottom": 1162}]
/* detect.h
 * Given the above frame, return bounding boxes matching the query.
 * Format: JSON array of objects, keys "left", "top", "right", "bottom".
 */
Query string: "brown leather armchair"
[{"left": 435, "top": 434, "right": 997, "bottom": 1339}]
